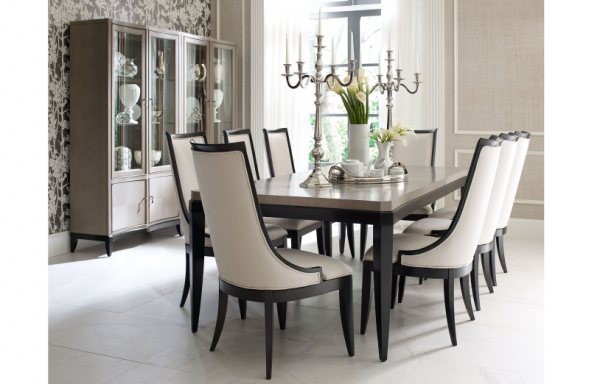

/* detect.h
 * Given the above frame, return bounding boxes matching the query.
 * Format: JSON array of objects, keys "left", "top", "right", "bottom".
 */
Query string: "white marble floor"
[{"left": 49, "top": 225, "right": 544, "bottom": 383}]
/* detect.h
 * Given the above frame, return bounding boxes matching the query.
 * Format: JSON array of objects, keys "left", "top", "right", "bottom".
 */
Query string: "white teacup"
[
  {"left": 389, "top": 167, "right": 405, "bottom": 176},
  {"left": 370, "top": 169, "right": 384, "bottom": 178},
  {"left": 341, "top": 161, "right": 362, "bottom": 176}
]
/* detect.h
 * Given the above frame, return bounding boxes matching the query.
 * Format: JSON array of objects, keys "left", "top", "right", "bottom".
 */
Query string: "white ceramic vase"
[
  {"left": 348, "top": 124, "right": 370, "bottom": 164},
  {"left": 375, "top": 141, "right": 393, "bottom": 170},
  {"left": 117, "top": 84, "right": 140, "bottom": 124},
  {"left": 213, "top": 89, "right": 224, "bottom": 122},
  {"left": 115, "top": 146, "right": 132, "bottom": 171}
]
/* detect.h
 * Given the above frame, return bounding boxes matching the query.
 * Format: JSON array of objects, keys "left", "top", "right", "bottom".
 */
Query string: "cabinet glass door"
[
  {"left": 212, "top": 44, "right": 235, "bottom": 143},
  {"left": 149, "top": 34, "right": 177, "bottom": 171},
  {"left": 113, "top": 28, "right": 144, "bottom": 176},
  {"left": 184, "top": 40, "right": 208, "bottom": 134}
]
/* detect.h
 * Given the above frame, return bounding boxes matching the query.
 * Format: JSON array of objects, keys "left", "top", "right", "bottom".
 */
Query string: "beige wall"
[
  {"left": 444, "top": 0, "right": 544, "bottom": 220},
  {"left": 212, "top": 0, "right": 252, "bottom": 130}
]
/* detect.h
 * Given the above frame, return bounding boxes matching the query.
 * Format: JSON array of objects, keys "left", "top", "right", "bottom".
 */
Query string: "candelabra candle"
[
  {"left": 369, "top": 49, "right": 422, "bottom": 129},
  {"left": 282, "top": 34, "right": 356, "bottom": 188}
]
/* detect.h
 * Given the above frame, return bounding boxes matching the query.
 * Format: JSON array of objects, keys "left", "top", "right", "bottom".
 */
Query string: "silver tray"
[{"left": 329, "top": 164, "right": 408, "bottom": 184}]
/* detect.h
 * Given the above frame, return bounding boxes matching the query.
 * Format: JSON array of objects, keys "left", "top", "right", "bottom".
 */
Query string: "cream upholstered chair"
[
  {"left": 360, "top": 138, "right": 502, "bottom": 345},
  {"left": 262, "top": 128, "right": 330, "bottom": 253},
  {"left": 165, "top": 132, "right": 288, "bottom": 315},
  {"left": 226, "top": 129, "right": 325, "bottom": 253},
  {"left": 402, "top": 134, "right": 518, "bottom": 310},
  {"left": 358, "top": 129, "right": 438, "bottom": 260},
  {"left": 190, "top": 141, "right": 354, "bottom": 380},
  {"left": 429, "top": 131, "right": 531, "bottom": 285}
]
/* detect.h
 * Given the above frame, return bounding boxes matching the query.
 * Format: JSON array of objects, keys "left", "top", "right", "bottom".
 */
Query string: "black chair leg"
[
  {"left": 290, "top": 233, "right": 301, "bottom": 250},
  {"left": 323, "top": 221, "right": 333, "bottom": 256},
  {"left": 490, "top": 248, "right": 497, "bottom": 286},
  {"left": 360, "top": 224, "right": 367, "bottom": 261},
  {"left": 443, "top": 275, "right": 457, "bottom": 346},
  {"left": 347, "top": 223, "right": 355, "bottom": 258},
  {"left": 105, "top": 238, "right": 113, "bottom": 257},
  {"left": 210, "top": 289, "right": 228, "bottom": 351},
  {"left": 176, "top": 224, "right": 182, "bottom": 237},
  {"left": 496, "top": 234, "right": 508, "bottom": 273},
  {"left": 480, "top": 253, "right": 494, "bottom": 293},
  {"left": 180, "top": 252, "right": 190, "bottom": 307},
  {"left": 339, "top": 223, "right": 346, "bottom": 253},
  {"left": 265, "top": 292, "right": 274, "bottom": 380},
  {"left": 276, "top": 302, "right": 287, "bottom": 330},
  {"left": 316, "top": 225, "right": 325, "bottom": 255},
  {"left": 360, "top": 261, "right": 373, "bottom": 335},
  {"left": 238, "top": 299, "right": 247, "bottom": 319},
  {"left": 397, "top": 275, "right": 406, "bottom": 303},
  {"left": 339, "top": 275, "right": 355, "bottom": 356},
  {"left": 460, "top": 275, "right": 475, "bottom": 320},
  {"left": 390, "top": 275, "right": 398, "bottom": 309},
  {"left": 418, "top": 278, "right": 423, "bottom": 285},
  {"left": 470, "top": 252, "right": 481, "bottom": 311}
]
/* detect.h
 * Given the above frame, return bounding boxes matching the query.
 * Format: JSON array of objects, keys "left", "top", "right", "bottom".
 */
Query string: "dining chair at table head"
[
  {"left": 361, "top": 138, "right": 502, "bottom": 345},
  {"left": 190, "top": 141, "right": 354, "bottom": 379}
]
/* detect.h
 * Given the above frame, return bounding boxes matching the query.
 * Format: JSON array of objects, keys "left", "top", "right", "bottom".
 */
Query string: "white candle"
[
  {"left": 299, "top": 33, "right": 303, "bottom": 62},
  {"left": 415, "top": 55, "right": 420, "bottom": 73},
  {"left": 397, "top": 46, "right": 401, "bottom": 69},
  {"left": 331, "top": 36, "right": 335, "bottom": 65},
  {"left": 378, "top": 52, "right": 382, "bottom": 75},
  {"left": 286, "top": 35, "right": 289, "bottom": 64},
  {"left": 350, "top": 31, "right": 354, "bottom": 60},
  {"left": 388, "top": 29, "right": 391, "bottom": 51},
  {"left": 318, "top": 7, "right": 322, "bottom": 36},
  {"left": 359, "top": 53, "right": 362, "bottom": 69}
]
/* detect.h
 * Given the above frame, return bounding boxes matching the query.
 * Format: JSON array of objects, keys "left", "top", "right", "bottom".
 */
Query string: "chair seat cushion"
[
  {"left": 429, "top": 207, "right": 457, "bottom": 220},
  {"left": 403, "top": 218, "right": 453, "bottom": 236},
  {"left": 410, "top": 204, "right": 434, "bottom": 216},
  {"left": 278, "top": 248, "right": 352, "bottom": 281},
  {"left": 264, "top": 218, "right": 319, "bottom": 231},
  {"left": 185, "top": 224, "right": 288, "bottom": 245},
  {"left": 363, "top": 234, "right": 438, "bottom": 263}
]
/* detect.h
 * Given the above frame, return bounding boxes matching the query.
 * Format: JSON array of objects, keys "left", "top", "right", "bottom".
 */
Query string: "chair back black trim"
[
  {"left": 413, "top": 129, "right": 438, "bottom": 166},
  {"left": 263, "top": 128, "right": 296, "bottom": 178},
  {"left": 513, "top": 131, "right": 531, "bottom": 139},
  {"left": 499, "top": 133, "right": 519, "bottom": 142},
  {"left": 222, "top": 129, "right": 262, "bottom": 180},
  {"left": 189, "top": 141, "right": 323, "bottom": 279},
  {"left": 165, "top": 131, "right": 208, "bottom": 224},
  {"left": 399, "top": 138, "right": 501, "bottom": 257}
]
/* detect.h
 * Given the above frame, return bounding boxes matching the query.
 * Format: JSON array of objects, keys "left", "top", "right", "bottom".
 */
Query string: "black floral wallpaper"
[{"left": 48, "top": 0, "right": 210, "bottom": 234}]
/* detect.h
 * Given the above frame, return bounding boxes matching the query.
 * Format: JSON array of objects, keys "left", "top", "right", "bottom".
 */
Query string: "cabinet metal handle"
[
  {"left": 149, "top": 196, "right": 154, "bottom": 204},
  {"left": 137, "top": 197, "right": 147, "bottom": 213}
]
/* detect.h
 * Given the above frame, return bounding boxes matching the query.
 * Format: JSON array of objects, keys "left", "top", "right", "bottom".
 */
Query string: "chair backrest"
[
  {"left": 165, "top": 132, "right": 207, "bottom": 242},
  {"left": 190, "top": 141, "right": 322, "bottom": 290},
  {"left": 496, "top": 131, "right": 531, "bottom": 229},
  {"left": 478, "top": 134, "right": 519, "bottom": 245},
  {"left": 263, "top": 128, "right": 295, "bottom": 177},
  {"left": 223, "top": 129, "right": 260, "bottom": 181},
  {"left": 391, "top": 129, "right": 437, "bottom": 166},
  {"left": 400, "top": 138, "right": 501, "bottom": 269}
]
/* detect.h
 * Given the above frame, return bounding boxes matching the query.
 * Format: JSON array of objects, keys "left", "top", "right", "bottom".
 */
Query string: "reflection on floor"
[{"left": 49, "top": 224, "right": 543, "bottom": 384}]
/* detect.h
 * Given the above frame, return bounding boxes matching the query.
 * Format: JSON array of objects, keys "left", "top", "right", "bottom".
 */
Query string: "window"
[{"left": 308, "top": 5, "right": 382, "bottom": 164}]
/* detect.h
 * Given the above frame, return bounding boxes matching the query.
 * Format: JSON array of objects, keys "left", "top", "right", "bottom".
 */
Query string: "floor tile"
[
  {"left": 49, "top": 302, "right": 116, "bottom": 342},
  {"left": 105, "top": 363, "right": 253, "bottom": 384}
]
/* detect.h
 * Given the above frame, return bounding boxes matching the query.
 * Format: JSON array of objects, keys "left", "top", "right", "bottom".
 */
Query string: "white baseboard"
[
  {"left": 506, "top": 218, "right": 544, "bottom": 239},
  {"left": 48, "top": 231, "right": 99, "bottom": 258}
]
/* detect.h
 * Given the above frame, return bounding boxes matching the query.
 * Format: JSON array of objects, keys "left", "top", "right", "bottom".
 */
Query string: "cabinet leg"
[
  {"left": 70, "top": 235, "right": 78, "bottom": 253},
  {"left": 105, "top": 238, "right": 113, "bottom": 257}
]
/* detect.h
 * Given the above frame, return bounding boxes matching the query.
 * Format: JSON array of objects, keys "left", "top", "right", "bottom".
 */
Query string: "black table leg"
[
  {"left": 373, "top": 224, "right": 393, "bottom": 362},
  {"left": 189, "top": 199, "right": 206, "bottom": 333},
  {"left": 323, "top": 221, "right": 333, "bottom": 256}
]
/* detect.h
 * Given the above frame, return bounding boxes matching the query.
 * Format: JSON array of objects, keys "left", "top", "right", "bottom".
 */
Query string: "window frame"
[{"left": 308, "top": 7, "right": 382, "bottom": 163}]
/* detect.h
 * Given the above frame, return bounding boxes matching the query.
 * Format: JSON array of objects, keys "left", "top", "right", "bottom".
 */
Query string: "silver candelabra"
[
  {"left": 282, "top": 34, "right": 356, "bottom": 188},
  {"left": 369, "top": 50, "right": 421, "bottom": 129}
]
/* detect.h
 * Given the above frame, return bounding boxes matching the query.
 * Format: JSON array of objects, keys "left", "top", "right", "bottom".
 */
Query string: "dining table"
[{"left": 188, "top": 165, "right": 468, "bottom": 362}]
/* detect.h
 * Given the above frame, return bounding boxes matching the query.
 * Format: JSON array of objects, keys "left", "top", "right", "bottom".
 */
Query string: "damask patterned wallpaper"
[{"left": 48, "top": 0, "right": 210, "bottom": 234}]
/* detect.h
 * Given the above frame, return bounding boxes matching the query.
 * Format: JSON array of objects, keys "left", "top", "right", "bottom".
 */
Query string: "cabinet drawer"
[
  {"left": 112, "top": 180, "right": 147, "bottom": 232},
  {"left": 149, "top": 175, "right": 179, "bottom": 223}
]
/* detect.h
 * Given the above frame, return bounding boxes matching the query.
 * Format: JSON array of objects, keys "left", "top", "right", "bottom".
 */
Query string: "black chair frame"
[{"left": 190, "top": 141, "right": 354, "bottom": 380}]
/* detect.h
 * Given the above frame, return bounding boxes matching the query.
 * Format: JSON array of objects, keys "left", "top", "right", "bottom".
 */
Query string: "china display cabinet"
[{"left": 69, "top": 19, "right": 236, "bottom": 255}]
